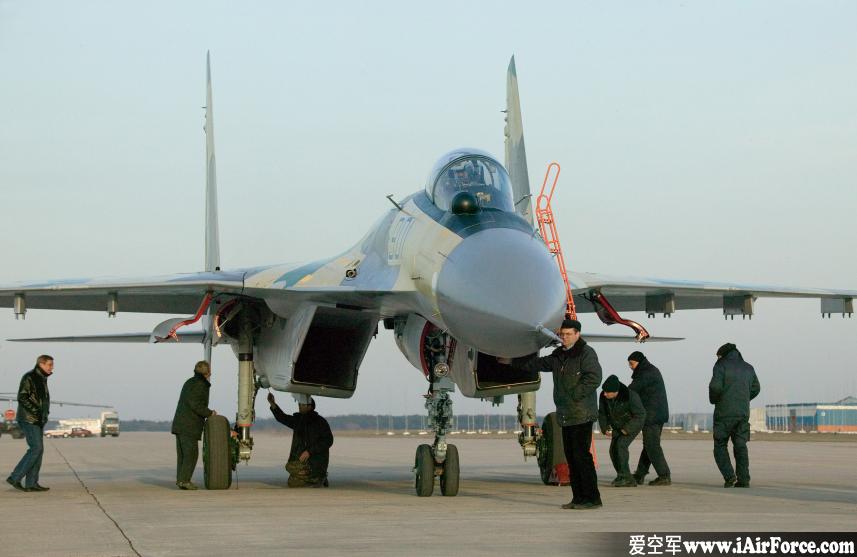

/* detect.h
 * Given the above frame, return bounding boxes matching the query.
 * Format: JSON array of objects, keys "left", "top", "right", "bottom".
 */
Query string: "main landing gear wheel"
[
  {"left": 537, "top": 415, "right": 555, "bottom": 485},
  {"left": 439, "top": 444, "right": 459, "bottom": 496},
  {"left": 414, "top": 444, "right": 435, "bottom": 497},
  {"left": 203, "top": 415, "right": 232, "bottom": 490}
]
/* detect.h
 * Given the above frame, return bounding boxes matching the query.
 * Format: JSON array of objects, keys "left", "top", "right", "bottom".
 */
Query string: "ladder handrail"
[{"left": 534, "top": 162, "right": 577, "bottom": 319}]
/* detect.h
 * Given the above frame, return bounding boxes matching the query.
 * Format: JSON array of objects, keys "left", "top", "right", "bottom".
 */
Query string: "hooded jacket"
[
  {"left": 271, "top": 405, "right": 334, "bottom": 475},
  {"left": 515, "top": 339, "right": 602, "bottom": 426},
  {"left": 598, "top": 383, "right": 646, "bottom": 436},
  {"left": 17, "top": 366, "right": 51, "bottom": 426},
  {"left": 708, "top": 349, "right": 760, "bottom": 420},
  {"left": 628, "top": 356, "right": 669, "bottom": 425}
]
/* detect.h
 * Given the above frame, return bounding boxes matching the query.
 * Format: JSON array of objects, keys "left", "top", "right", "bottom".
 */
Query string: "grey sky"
[{"left": 1, "top": 1, "right": 855, "bottom": 421}]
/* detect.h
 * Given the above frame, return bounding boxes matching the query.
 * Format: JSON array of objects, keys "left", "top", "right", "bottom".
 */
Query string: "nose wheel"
[{"left": 414, "top": 442, "right": 459, "bottom": 497}]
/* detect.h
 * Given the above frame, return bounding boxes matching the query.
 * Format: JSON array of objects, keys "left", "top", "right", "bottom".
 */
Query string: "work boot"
[
  {"left": 632, "top": 472, "right": 646, "bottom": 485},
  {"left": 561, "top": 501, "right": 575, "bottom": 509},
  {"left": 735, "top": 480, "right": 750, "bottom": 488},
  {"left": 613, "top": 476, "right": 637, "bottom": 488},
  {"left": 29, "top": 484, "right": 50, "bottom": 492},
  {"left": 6, "top": 477, "right": 26, "bottom": 492},
  {"left": 723, "top": 477, "right": 737, "bottom": 488},
  {"left": 572, "top": 500, "right": 603, "bottom": 510},
  {"left": 610, "top": 476, "right": 624, "bottom": 486},
  {"left": 177, "top": 481, "right": 199, "bottom": 491},
  {"left": 648, "top": 476, "right": 671, "bottom": 486}
]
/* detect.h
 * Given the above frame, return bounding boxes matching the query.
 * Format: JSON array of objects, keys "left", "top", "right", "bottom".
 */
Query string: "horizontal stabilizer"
[
  {"left": 8, "top": 329, "right": 205, "bottom": 343},
  {"left": 584, "top": 334, "right": 683, "bottom": 343}
]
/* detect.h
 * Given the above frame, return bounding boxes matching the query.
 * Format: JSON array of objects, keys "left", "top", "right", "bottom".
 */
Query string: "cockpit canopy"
[{"left": 425, "top": 149, "right": 515, "bottom": 213}]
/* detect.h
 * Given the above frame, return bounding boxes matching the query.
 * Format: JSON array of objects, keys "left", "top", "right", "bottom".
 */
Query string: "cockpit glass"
[{"left": 427, "top": 154, "right": 515, "bottom": 212}]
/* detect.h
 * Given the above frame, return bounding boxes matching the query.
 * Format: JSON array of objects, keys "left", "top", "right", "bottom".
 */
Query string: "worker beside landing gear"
[
  {"left": 268, "top": 392, "right": 333, "bottom": 488},
  {"left": 171, "top": 361, "right": 217, "bottom": 491},
  {"left": 500, "top": 319, "right": 603, "bottom": 510}
]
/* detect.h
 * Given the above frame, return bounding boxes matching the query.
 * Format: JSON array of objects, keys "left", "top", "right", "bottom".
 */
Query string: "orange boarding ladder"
[
  {"left": 535, "top": 162, "right": 577, "bottom": 320},
  {"left": 534, "top": 163, "right": 597, "bottom": 479}
]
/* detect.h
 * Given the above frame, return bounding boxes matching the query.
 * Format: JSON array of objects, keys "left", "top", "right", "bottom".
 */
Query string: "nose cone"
[{"left": 435, "top": 227, "right": 567, "bottom": 357}]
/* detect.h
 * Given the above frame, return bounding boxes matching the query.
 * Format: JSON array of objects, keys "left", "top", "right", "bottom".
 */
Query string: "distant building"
[{"left": 766, "top": 396, "right": 857, "bottom": 433}]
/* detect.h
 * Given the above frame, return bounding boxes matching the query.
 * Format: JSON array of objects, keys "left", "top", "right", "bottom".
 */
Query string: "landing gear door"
[{"left": 258, "top": 303, "right": 317, "bottom": 391}]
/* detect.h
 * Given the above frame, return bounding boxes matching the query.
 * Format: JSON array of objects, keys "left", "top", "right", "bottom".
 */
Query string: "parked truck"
[{"left": 100, "top": 411, "right": 119, "bottom": 437}]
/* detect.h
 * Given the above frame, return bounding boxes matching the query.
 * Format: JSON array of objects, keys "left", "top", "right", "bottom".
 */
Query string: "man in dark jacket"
[
  {"left": 268, "top": 392, "right": 334, "bottom": 488},
  {"left": 6, "top": 355, "right": 54, "bottom": 492},
  {"left": 709, "top": 343, "right": 760, "bottom": 488},
  {"left": 171, "top": 361, "right": 217, "bottom": 490},
  {"left": 598, "top": 375, "right": 646, "bottom": 487},
  {"left": 628, "top": 351, "right": 672, "bottom": 486},
  {"left": 506, "top": 319, "right": 603, "bottom": 510}
]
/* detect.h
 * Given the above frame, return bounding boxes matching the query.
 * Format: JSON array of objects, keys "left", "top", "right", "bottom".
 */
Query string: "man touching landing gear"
[
  {"left": 171, "top": 361, "right": 217, "bottom": 491},
  {"left": 268, "top": 393, "right": 333, "bottom": 488},
  {"left": 502, "top": 319, "right": 603, "bottom": 510}
]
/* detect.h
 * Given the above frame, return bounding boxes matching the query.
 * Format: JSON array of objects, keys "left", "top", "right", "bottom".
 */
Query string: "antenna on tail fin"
[{"left": 504, "top": 55, "right": 533, "bottom": 227}]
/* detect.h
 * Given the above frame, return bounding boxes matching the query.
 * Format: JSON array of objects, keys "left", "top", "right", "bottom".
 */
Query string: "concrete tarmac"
[{"left": 1, "top": 433, "right": 855, "bottom": 556}]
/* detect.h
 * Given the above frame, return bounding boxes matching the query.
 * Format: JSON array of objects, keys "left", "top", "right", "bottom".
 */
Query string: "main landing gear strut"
[{"left": 414, "top": 330, "right": 460, "bottom": 497}]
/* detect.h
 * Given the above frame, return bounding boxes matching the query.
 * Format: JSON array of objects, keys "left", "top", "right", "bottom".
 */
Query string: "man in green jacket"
[
  {"left": 709, "top": 343, "right": 760, "bottom": 488},
  {"left": 171, "top": 361, "right": 217, "bottom": 490},
  {"left": 503, "top": 319, "right": 603, "bottom": 510}
]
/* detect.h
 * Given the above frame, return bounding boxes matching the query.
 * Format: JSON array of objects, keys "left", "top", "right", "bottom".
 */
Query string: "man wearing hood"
[
  {"left": 598, "top": 374, "right": 646, "bottom": 487},
  {"left": 6, "top": 355, "right": 54, "bottom": 493},
  {"left": 505, "top": 319, "right": 603, "bottom": 509},
  {"left": 709, "top": 343, "right": 760, "bottom": 488},
  {"left": 627, "top": 351, "right": 672, "bottom": 486},
  {"left": 268, "top": 392, "right": 334, "bottom": 488}
]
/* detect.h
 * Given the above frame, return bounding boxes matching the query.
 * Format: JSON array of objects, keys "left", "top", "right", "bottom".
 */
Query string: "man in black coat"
[
  {"left": 170, "top": 361, "right": 217, "bottom": 490},
  {"left": 598, "top": 375, "right": 646, "bottom": 487},
  {"left": 6, "top": 355, "right": 54, "bottom": 493},
  {"left": 502, "top": 318, "right": 603, "bottom": 510},
  {"left": 628, "top": 351, "right": 672, "bottom": 486},
  {"left": 268, "top": 392, "right": 334, "bottom": 488},
  {"left": 709, "top": 343, "right": 760, "bottom": 488}
]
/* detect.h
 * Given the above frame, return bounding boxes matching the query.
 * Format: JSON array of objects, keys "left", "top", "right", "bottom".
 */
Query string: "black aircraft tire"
[
  {"left": 538, "top": 415, "right": 555, "bottom": 485},
  {"left": 414, "top": 444, "right": 434, "bottom": 497},
  {"left": 439, "top": 444, "right": 460, "bottom": 496},
  {"left": 203, "top": 415, "right": 232, "bottom": 490}
]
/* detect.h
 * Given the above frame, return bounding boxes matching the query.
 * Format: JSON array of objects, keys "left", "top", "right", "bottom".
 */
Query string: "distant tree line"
[{"left": 117, "top": 415, "right": 530, "bottom": 432}]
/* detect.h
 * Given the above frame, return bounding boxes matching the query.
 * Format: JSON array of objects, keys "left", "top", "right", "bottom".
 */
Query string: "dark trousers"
[
  {"left": 635, "top": 423, "right": 671, "bottom": 478},
  {"left": 175, "top": 434, "right": 199, "bottom": 483},
  {"left": 561, "top": 422, "right": 600, "bottom": 504},
  {"left": 9, "top": 422, "right": 44, "bottom": 488},
  {"left": 608, "top": 431, "right": 637, "bottom": 478},
  {"left": 713, "top": 418, "right": 750, "bottom": 483}
]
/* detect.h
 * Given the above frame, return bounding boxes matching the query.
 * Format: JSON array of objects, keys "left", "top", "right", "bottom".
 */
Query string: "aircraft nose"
[{"left": 435, "top": 227, "right": 567, "bottom": 357}]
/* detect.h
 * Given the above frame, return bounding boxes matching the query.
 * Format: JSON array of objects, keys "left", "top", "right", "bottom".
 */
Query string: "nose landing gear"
[{"left": 413, "top": 333, "right": 460, "bottom": 497}]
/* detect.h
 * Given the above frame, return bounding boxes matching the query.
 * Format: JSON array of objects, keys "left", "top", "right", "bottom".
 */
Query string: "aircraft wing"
[
  {"left": 0, "top": 271, "right": 248, "bottom": 315},
  {"left": 570, "top": 271, "right": 856, "bottom": 316},
  {"left": 0, "top": 265, "right": 413, "bottom": 320},
  {"left": 0, "top": 394, "right": 111, "bottom": 408}
]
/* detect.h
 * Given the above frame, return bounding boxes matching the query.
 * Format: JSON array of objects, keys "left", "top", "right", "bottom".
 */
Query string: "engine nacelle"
[{"left": 394, "top": 314, "right": 540, "bottom": 398}]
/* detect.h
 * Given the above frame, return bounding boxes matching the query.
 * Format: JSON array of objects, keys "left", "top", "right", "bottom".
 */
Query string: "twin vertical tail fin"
[
  {"left": 504, "top": 56, "right": 534, "bottom": 228},
  {"left": 205, "top": 51, "right": 221, "bottom": 274},
  {"left": 203, "top": 52, "right": 221, "bottom": 362}
]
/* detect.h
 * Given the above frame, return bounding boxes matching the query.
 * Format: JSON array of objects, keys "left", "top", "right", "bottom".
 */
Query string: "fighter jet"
[{"left": 1, "top": 55, "right": 854, "bottom": 495}]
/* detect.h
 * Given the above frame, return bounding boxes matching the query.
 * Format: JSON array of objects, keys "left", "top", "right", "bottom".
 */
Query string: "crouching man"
[
  {"left": 268, "top": 392, "right": 333, "bottom": 488},
  {"left": 598, "top": 374, "right": 646, "bottom": 487}
]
